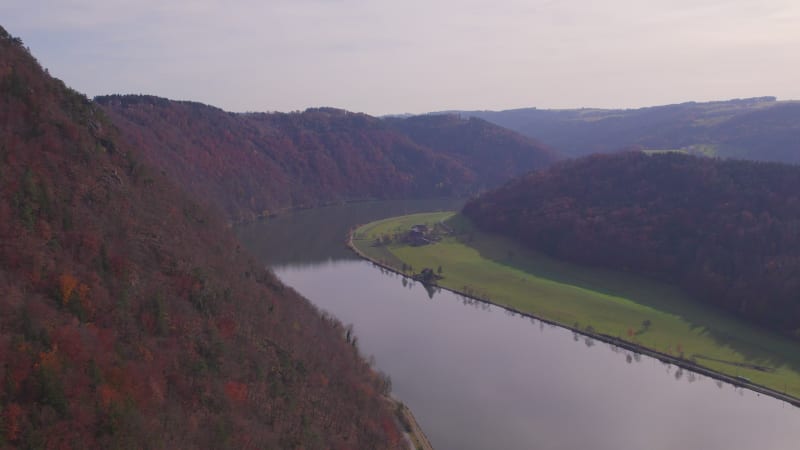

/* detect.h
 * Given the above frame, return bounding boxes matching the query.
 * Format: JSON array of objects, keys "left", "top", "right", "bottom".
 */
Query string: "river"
[{"left": 237, "top": 199, "right": 800, "bottom": 450}]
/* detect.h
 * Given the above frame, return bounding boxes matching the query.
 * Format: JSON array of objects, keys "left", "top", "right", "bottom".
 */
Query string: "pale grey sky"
[{"left": 3, "top": 0, "right": 798, "bottom": 115}]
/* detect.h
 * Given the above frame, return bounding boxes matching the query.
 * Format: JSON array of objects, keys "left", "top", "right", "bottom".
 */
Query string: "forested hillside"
[
  {"left": 454, "top": 97, "right": 800, "bottom": 162},
  {"left": 97, "top": 96, "right": 556, "bottom": 223},
  {"left": 0, "top": 26, "right": 402, "bottom": 449},
  {"left": 385, "top": 114, "right": 556, "bottom": 190},
  {"left": 464, "top": 152, "right": 800, "bottom": 333}
]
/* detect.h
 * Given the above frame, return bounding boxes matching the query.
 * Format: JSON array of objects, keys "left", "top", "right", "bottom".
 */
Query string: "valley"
[
  {"left": 4, "top": 12, "right": 800, "bottom": 448},
  {"left": 242, "top": 201, "right": 800, "bottom": 450}
]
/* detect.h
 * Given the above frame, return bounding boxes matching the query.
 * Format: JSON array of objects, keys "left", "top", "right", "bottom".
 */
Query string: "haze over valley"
[{"left": 2, "top": 2, "right": 800, "bottom": 448}]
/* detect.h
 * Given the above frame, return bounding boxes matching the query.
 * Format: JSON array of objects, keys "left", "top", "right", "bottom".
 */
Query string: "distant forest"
[
  {"left": 464, "top": 152, "right": 800, "bottom": 333},
  {"left": 454, "top": 97, "right": 800, "bottom": 163}
]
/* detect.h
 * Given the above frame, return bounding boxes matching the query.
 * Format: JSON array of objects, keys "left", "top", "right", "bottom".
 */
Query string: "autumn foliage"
[
  {"left": 0, "top": 25, "right": 403, "bottom": 449},
  {"left": 96, "top": 96, "right": 556, "bottom": 223},
  {"left": 58, "top": 274, "right": 78, "bottom": 304}
]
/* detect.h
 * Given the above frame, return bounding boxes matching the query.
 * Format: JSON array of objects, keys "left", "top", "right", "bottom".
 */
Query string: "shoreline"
[
  {"left": 228, "top": 196, "right": 462, "bottom": 227},
  {"left": 391, "top": 398, "right": 434, "bottom": 450},
  {"left": 346, "top": 226, "right": 800, "bottom": 410}
]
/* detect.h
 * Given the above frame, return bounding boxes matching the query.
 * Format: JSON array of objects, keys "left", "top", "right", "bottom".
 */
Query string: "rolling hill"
[
  {"left": 451, "top": 97, "right": 800, "bottom": 162},
  {"left": 385, "top": 114, "right": 556, "bottom": 190},
  {"left": 97, "top": 96, "right": 557, "bottom": 223}
]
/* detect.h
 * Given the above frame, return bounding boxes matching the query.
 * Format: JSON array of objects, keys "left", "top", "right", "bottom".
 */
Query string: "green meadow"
[{"left": 352, "top": 211, "right": 800, "bottom": 400}]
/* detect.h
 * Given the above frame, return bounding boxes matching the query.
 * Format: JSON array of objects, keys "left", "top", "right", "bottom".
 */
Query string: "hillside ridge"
[
  {"left": 448, "top": 97, "right": 800, "bottom": 162},
  {"left": 96, "top": 94, "right": 556, "bottom": 223},
  {"left": 0, "top": 25, "right": 403, "bottom": 449}
]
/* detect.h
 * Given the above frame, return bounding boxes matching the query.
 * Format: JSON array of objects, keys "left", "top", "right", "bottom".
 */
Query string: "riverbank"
[
  {"left": 348, "top": 212, "right": 800, "bottom": 408},
  {"left": 393, "top": 400, "right": 434, "bottom": 450}
]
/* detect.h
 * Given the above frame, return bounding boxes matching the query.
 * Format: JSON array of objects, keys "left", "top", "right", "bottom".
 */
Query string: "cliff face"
[{"left": 0, "top": 26, "right": 403, "bottom": 449}]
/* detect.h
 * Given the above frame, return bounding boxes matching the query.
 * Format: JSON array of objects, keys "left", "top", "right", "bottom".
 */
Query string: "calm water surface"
[{"left": 237, "top": 200, "right": 800, "bottom": 450}]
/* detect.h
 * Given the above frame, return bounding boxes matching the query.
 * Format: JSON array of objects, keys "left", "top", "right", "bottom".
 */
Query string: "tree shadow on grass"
[{"left": 448, "top": 216, "right": 800, "bottom": 383}]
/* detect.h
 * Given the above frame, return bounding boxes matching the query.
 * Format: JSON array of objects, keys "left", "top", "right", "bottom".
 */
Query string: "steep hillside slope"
[
  {"left": 0, "top": 26, "right": 402, "bottom": 449},
  {"left": 464, "top": 152, "right": 800, "bottom": 333},
  {"left": 454, "top": 97, "right": 800, "bottom": 162},
  {"left": 97, "top": 96, "right": 556, "bottom": 223},
  {"left": 97, "top": 96, "right": 475, "bottom": 222},
  {"left": 385, "top": 114, "right": 556, "bottom": 190}
]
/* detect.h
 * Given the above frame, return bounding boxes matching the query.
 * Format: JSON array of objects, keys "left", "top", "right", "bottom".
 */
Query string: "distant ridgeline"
[
  {"left": 0, "top": 25, "right": 404, "bottom": 448},
  {"left": 464, "top": 152, "right": 800, "bottom": 333},
  {"left": 96, "top": 95, "right": 556, "bottom": 223},
  {"left": 452, "top": 97, "right": 800, "bottom": 163}
]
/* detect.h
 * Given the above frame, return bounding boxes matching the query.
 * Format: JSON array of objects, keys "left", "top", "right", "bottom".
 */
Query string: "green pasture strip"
[
  {"left": 352, "top": 212, "right": 800, "bottom": 399},
  {"left": 643, "top": 149, "right": 688, "bottom": 155}
]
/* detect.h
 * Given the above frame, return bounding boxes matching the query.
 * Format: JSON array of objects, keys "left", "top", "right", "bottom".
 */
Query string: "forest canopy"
[{"left": 464, "top": 151, "right": 800, "bottom": 333}]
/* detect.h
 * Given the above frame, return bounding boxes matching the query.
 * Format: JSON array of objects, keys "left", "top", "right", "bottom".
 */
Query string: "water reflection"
[
  {"left": 272, "top": 260, "right": 800, "bottom": 450},
  {"left": 238, "top": 201, "right": 800, "bottom": 450},
  {"left": 423, "top": 283, "right": 439, "bottom": 299},
  {"left": 236, "top": 198, "right": 462, "bottom": 266}
]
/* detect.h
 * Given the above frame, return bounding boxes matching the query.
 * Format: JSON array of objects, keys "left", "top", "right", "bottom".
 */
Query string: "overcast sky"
[{"left": 3, "top": 0, "right": 798, "bottom": 115}]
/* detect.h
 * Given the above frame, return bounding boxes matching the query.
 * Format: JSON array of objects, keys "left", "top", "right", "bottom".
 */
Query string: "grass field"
[{"left": 352, "top": 211, "right": 800, "bottom": 400}]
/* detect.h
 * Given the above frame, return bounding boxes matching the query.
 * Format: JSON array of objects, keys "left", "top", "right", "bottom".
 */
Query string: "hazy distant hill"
[
  {"left": 385, "top": 114, "right": 557, "bottom": 190},
  {"left": 97, "top": 96, "right": 556, "bottom": 223},
  {"left": 0, "top": 25, "right": 402, "bottom": 449},
  {"left": 449, "top": 97, "right": 800, "bottom": 163},
  {"left": 464, "top": 151, "right": 800, "bottom": 332}
]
